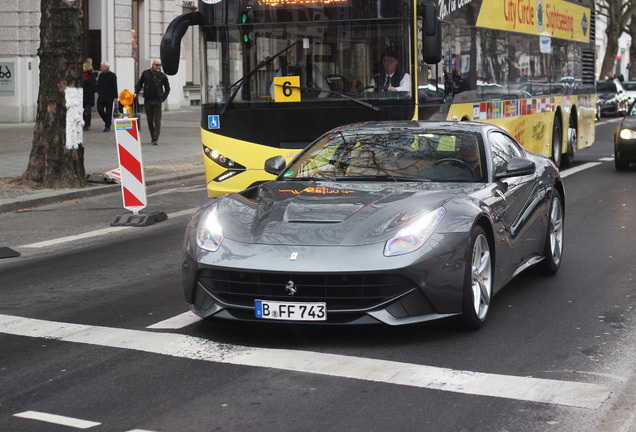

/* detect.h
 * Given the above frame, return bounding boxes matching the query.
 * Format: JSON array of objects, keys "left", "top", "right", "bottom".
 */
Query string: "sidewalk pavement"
[{"left": 0, "top": 107, "right": 205, "bottom": 214}]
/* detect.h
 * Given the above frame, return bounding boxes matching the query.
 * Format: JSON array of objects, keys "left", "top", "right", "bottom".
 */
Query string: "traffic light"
[{"left": 240, "top": 11, "right": 253, "bottom": 49}]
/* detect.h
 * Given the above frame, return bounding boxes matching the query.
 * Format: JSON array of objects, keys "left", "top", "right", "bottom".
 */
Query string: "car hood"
[
  {"left": 619, "top": 115, "right": 636, "bottom": 129},
  {"left": 215, "top": 181, "right": 484, "bottom": 246},
  {"left": 598, "top": 92, "right": 619, "bottom": 100}
]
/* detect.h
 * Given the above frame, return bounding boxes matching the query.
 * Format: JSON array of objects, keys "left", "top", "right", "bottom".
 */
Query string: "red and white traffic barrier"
[
  {"left": 110, "top": 117, "right": 167, "bottom": 227},
  {"left": 114, "top": 118, "right": 146, "bottom": 214}
]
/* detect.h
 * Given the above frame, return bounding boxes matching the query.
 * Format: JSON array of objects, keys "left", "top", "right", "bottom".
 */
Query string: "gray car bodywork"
[{"left": 182, "top": 121, "right": 563, "bottom": 326}]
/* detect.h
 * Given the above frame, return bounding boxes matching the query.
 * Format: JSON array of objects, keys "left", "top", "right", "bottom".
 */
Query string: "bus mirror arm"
[{"left": 161, "top": 12, "right": 208, "bottom": 76}]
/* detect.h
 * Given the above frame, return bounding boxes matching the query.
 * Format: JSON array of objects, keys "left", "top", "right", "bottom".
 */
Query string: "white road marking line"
[
  {"left": 560, "top": 162, "right": 601, "bottom": 178},
  {"left": 148, "top": 186, "right": 207, "bottom": 197},
  {"left": 146, "top": 311, "right": 201, "bottom": 329},
  {"left": 21, "top": 226, "right": 132, "bottom": 248},
  {"left": 0, "top": 314, "right": 612, "bottom": 410},
  {"left": 598, "top": 157, "right": 614, "bottom": 162},
  {"left": 14, "top": 410, "right": 101, "bottom": 429},
  {"left": 20, "top": 208, "right": 198, "bottom": 249}
]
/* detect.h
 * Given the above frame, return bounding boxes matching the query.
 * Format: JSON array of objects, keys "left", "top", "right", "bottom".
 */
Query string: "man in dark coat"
[
  {"left": 96, "top": 61, "right": 118, "bottom": 132},
  {"left": 135, "top": 59, "right": 170, "bottom": 145}
]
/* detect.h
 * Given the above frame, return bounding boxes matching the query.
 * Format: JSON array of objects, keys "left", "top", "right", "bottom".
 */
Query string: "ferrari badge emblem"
[
  {"left": 285, "top": 281, "right": 297, "bottom": 296},
  {"left": 290, "top": 252, "right": 298, "bottom": 261}
]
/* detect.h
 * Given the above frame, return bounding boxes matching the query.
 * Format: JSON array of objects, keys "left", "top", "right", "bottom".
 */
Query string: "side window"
[{"left": 489, "top": 132, "right": 522, "bottom": 175}]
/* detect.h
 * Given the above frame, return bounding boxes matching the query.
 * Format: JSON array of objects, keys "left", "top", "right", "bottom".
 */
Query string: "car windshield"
[
  {"left": 623, "top": 82, "right": 636, "bottom": 91},
  {"left": 597, "top": 81, "right": 618, "bottom": 93},
  {"left": 282, "top": 129, "right": 484, "bottom": 182}
]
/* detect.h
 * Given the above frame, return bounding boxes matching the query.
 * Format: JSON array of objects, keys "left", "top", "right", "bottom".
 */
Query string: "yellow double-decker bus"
[{"left": 162, "top": 0, "right": 596, "bottom": 197}]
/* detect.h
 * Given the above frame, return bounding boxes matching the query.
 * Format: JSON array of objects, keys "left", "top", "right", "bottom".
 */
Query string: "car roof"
[{"left": 331, "top": 120, "right": 499, "bottom": 135}]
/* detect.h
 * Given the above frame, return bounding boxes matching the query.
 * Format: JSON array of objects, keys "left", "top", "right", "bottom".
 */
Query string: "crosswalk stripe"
[
  {"left": 0, "top": 314, "right": 612, "bottom": 409},
  {"left": 146, "top": 311, "right": 200, "bottom": 329},
  {"left": 14, "top": 411, "right": 101, "bottom": 429}
]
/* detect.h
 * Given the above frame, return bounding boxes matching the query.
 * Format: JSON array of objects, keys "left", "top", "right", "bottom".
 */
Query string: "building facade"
[{"left": 0, "top": 0, "right": 199, "bottom": 123}]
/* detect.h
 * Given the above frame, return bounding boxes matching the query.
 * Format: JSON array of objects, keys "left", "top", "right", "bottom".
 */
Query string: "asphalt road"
[{"left": 0, "top": 120, "right": 635, "bottom": 432}]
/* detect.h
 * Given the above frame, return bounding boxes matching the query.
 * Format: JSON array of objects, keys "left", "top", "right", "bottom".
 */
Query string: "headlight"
[
  {"left": 619, "top": 128, "right": 636, "bottom": 140},
  {"left": 196, "top": 205, "right": 224, "bottom": 252},
  {"left": 384, "top": 207, "right": 446, "bottom": 256}
]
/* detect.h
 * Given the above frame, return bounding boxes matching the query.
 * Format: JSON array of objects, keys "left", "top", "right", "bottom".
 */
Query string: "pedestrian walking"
[
  {"left": 96, "top": 61, "right": 118, "bottom": 132},
  {"left": 82, "top": 58, "right": 97, "bottom": 131},
  {"left": 135, "top": 59, "right": 170, "bottom": 145}
]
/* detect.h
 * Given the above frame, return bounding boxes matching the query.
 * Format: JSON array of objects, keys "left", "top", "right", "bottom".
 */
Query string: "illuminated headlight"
[
  {"left": 619, "top": 128, "right": 636, "bottom": 140},
  {"left": 196, "top": 205, "right": 223, "bottom": 252},
  {"left": 384, "top": 207, "right": 446, "bottom": 257},
  {"left": 203, "top": 146, "right": 240, "bottom": 169}
]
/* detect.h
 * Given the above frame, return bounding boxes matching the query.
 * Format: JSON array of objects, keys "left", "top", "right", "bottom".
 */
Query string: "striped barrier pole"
[
  {"left": 114, "top": 118, "right": 147, "bottom": 215},
  {"left": 110, "top": 117, "right": 167, "bottom": 227}
]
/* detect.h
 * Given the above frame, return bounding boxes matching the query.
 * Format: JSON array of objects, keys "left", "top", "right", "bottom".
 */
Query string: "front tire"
[
  {"left": 551, "top": 117, "right": 563, "bottom": 167},
  {"left": 562, "top": 114, "right": 577, "bottom": 167},
  {"left": 615, "top": 152, "right": 629, "bottom": 170},
  {"left": 539, "top": 190, "right": 564, "bottom": 275},
  {"left": 460, "top": 227, "right": 493, "bottom": 329}
]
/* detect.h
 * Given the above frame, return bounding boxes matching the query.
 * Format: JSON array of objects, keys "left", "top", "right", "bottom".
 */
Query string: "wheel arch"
[{"left": 553, "top": 179, "right": 566, "bottom": 213}]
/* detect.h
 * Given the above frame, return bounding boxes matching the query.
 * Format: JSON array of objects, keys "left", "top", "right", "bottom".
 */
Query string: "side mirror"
[
  {"left": 420, "top": 2, "right": 442, "bottom": 64},
  {"left": 496, "top": 157, "right": 536, "bottom": 179},
  {"left": 264, "top": 156, "right": 287, "bottom": 175}
]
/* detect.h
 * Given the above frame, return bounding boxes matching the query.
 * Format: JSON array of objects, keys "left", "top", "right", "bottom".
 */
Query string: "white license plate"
[{"left": 255, "top": 300, "right": 327, "bottom": 321}]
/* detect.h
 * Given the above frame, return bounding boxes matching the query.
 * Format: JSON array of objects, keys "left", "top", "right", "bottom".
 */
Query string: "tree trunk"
[
  {"left": 601, "top": 36, "right": 619, "bottom": 80},
  {"left": 630, "top": 15, "right": 636, "bottom": 80},
  {"left": 23, "top": 0, "right": 86, "bottom": 189}
]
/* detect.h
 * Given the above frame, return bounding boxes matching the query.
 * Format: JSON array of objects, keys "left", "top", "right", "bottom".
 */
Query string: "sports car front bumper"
[{"left": 182, "top": 232, "right": 469, "bottom": 325}]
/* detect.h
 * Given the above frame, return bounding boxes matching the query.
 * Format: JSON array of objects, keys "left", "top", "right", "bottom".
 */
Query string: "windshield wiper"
[
  {"left": 334, "top": 175, "right": 431, "bottom": 182},
  {"left": 282, "top": 176, "right": 319, "bottom": 181},
  {"left": 221, "top": 40, "right": 303, "bottom": 115},
  {"left": 270, "top": 83, "right": 381, "bottom": 112}
]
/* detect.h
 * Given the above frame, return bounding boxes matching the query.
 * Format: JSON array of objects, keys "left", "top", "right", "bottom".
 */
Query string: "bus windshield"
[{"left": 201, "top": 19, "right": 413, "bottom": 106}]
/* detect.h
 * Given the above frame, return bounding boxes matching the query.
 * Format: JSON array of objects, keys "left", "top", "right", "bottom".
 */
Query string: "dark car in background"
[
  {"left": 597, "top": 80, "right": 629, "bottom": 117},
  {"left": 614, "top": 102, "right": 636, "bottom": 170}
]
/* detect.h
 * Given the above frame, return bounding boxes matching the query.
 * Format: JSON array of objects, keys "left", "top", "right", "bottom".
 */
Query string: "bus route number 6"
[{"left": 274, "top": 75, "right": 300, "bottom": 102}]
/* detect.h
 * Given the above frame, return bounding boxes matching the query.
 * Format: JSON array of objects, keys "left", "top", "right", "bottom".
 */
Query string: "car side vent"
[
  {"left": 589, "top": 7, "right": 595, "bottom": 41},
  {"left": 582, "top": 49, "right": 595, "bottom": 86}
]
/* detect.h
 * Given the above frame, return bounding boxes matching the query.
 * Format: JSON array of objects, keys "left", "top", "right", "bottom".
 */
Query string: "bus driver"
[{"left": 368, "top": 46, "right": 410, "bottom": 94}]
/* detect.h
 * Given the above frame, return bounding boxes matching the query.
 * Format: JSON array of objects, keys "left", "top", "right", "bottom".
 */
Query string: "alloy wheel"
[{"left": 471, "top": 234, "right": 492, "bottom": 320}]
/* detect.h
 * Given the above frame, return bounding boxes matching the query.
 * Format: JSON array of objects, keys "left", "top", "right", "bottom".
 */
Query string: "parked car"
[
  {"left": 183, "top": 121, "right": 565, "bottom": 329},
  {"left": 621, "top": 80, "right": 636, "bottom": 106},
  {"left": 614, "top": 101, "right": 636, "bottom": 170},
  {"left": 597, "top": 80, "right": 629, "bottom": 116}
]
